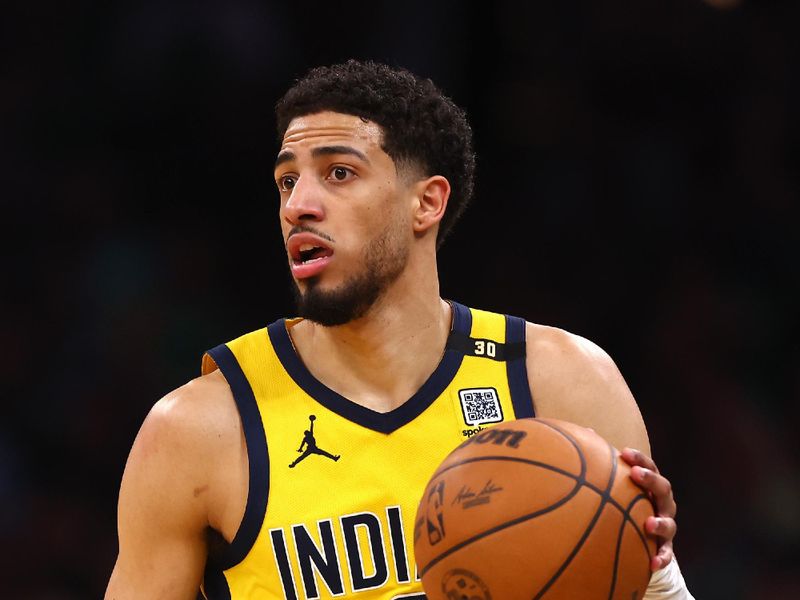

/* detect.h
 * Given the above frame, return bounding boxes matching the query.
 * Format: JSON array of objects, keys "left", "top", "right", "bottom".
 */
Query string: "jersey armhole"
[
  {"left": 203, "top": 343, "right": 270, "bottom": 573},
  {"left": 505, "top": 314, "right": 536, "bottom": 418}
]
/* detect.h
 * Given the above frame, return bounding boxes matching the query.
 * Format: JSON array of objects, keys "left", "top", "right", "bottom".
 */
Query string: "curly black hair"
[{"left": 275, "top": 60, "right": 475, "bottom": 248}]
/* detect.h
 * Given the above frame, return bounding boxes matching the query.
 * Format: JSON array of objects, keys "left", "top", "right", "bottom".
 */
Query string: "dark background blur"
[{"left": 2, "top": 0, "right": 799, "bottom": 598}]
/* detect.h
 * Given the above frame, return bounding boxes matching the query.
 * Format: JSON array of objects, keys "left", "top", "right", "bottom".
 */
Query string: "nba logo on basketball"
[{"left": 424, "top": 481, "right": 446, "bottom": 545}]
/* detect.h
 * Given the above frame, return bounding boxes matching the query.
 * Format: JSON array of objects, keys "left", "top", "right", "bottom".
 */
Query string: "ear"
[{"left": 412, "top": 175, "right": 450, "bottom": 234}]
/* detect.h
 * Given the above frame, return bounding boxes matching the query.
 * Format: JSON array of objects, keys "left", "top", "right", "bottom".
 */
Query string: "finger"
[
  {"left": 651, "top": 542, "right": 674, "bottom": 571},
  {"left": 646, "top": 516, "right": 677, "bottom": 542},
  {"left": 631, "top": 466, "right": 677, "bottom": 518},
  {"left": 620, "top": 448, "right": 659, "bottom": 473}
]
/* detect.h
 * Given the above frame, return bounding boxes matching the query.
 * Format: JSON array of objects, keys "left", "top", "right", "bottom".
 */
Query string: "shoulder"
[
  {"left": 525, "top": 323, "right": 621, "bottom": 387},
  {"left": 139, "top": 369, "right": 240, "bottom": 462},
  {"left": 524, "top": 322, "right": 651, "bottom": 454},
  {"left": 123, "top": 369, "right": 243, "bottom": 527},
  {"left": 108, "top": 371, "right": 243, "bottom": 596}
]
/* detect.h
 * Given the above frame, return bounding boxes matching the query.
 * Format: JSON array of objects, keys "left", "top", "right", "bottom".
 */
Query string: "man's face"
[{"left": 274, "top": 111, "right": 413, "bottom": 326}]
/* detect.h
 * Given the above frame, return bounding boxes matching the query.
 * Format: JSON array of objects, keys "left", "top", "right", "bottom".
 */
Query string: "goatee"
[{"left": 291, "top": 225, "right": 408, "bottom": 327}]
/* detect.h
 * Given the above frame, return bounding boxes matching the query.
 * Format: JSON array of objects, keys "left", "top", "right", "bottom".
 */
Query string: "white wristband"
[{"left": 642, "top": 558, "right": 695, "bottom": 600}]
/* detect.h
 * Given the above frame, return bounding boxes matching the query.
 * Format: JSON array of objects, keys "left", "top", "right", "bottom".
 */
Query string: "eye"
[
  {"left": 278, "top": 175, "right": 296, "bottom": 192},
  {"left": 328, "top": 166, "right": 354, "bottom": 182}
]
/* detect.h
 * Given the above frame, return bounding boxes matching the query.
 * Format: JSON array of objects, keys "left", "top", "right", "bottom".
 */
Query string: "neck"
[{"left": 289, "top": 269, "right": 451, "bottom": 413}]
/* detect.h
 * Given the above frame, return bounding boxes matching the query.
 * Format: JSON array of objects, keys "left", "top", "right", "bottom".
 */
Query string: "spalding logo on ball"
[{"left": 413, "top": 418, "right": 656, "bottom": 600}]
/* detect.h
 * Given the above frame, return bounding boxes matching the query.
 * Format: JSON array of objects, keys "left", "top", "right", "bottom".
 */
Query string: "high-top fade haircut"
[{"left": 275, "top": 60, "right": 476, "bottom": 248}]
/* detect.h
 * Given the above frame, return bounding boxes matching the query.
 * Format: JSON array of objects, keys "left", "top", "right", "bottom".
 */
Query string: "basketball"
[{"left": 414, "top": 418, "right": 656, "bottom": 599}]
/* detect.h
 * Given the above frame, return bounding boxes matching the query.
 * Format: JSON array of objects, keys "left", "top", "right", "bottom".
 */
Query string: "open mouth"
[
  {"left": 295, "top": 243, "right": 333, "bottom": 265},
  {"left": 287, "top": 232, "right": 335, "bottom": 278}
]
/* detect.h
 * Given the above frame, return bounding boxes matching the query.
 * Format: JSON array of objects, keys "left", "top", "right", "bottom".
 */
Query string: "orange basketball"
[{"left": 414, "top": 418, "right": 656, "bottom": 600}]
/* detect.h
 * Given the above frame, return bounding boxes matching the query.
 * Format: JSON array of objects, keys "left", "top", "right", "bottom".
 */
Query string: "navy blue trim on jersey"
[
  {"left": 203, "top": 343, "right": 270, "bottom": 580},
  {"left": 504, "top": 314, "right": 535, "bottom": 418},
  {"left": 268, "top": 301, "right": 472, "bottom": 434},
  {"left": 201, "top": 566, "right": 231, "bottom": 600}
]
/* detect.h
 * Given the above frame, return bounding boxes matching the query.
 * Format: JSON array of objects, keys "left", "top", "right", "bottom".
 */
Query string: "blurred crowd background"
[{"left": 2, "top": 0, "right": 798, "bottom": 598}]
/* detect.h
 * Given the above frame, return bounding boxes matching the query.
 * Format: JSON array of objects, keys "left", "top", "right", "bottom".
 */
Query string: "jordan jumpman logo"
[{"left": 289, "top": 415, "right": 341, "bottom": 468}]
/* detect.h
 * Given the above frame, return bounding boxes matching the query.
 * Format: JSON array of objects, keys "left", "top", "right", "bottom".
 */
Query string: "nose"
[{"left": 282, "top": 175, "right": 325, "bottom": 225}]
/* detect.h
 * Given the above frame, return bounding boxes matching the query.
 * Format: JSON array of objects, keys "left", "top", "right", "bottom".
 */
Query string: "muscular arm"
[
  {"left": 526, "top": 323, "right": 681, "bottom": 576},
  {"left": 106, "top": 372, "right": 246, "bottom": 600},
  {"left": 525, "top": 323, "right": 650, "bottom": 455}
]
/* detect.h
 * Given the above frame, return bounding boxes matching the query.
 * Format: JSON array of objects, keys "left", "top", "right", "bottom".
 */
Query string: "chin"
[
  {"left": 289, "top": 230, "right": 407, "bottom": 326},
  {"left": 291, "top": 276, "right": 379, "bottom": 327}
]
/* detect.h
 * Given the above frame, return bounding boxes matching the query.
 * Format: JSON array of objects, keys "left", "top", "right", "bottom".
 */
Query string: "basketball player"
[{"left": 106, "top": 61, "right": 692, "bottom": 599}]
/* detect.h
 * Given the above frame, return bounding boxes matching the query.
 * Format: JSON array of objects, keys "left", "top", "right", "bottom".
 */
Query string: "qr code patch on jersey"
[{"left": 458, "top": 387, "right": 503, "bottom": 426}]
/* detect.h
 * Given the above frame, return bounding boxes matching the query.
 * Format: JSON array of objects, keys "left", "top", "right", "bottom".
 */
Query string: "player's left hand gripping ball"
[{"left": 621, "top": 448, "right": 678, "bottom": 571}]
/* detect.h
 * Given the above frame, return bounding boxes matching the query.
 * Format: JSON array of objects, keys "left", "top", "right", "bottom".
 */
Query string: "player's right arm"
[{"left": 106, "top": 372, "right": 241, "bottom": 599}]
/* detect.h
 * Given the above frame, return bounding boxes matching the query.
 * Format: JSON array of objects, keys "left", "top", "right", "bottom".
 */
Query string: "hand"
[{"left": 621, "top": 448, "right": 677, "bottom": 571}]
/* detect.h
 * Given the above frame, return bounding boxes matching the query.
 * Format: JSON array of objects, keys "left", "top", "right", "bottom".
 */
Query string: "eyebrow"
[{"left": 274, "top": 145, "right": 370, "bottom": 170}]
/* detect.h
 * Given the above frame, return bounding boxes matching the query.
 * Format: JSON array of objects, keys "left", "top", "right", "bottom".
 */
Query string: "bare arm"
[
  {"left": 106, "top": 372, "right": 244, "bottom": 599},
  {"left": 526, "top": 323, "right": 650, "bottom": 454},
  {"left": 526, "top": 324, "right": 678, "bottom": 572}
]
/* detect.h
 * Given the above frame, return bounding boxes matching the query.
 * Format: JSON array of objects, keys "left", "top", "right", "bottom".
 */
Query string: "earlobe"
[{"left": 413, "top": 176, "right": 450, "bottom": 233}]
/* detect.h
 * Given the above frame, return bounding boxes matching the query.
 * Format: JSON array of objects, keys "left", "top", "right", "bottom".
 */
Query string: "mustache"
[{"left": 287, "top": 225, "right": 335, "bottom": 244}]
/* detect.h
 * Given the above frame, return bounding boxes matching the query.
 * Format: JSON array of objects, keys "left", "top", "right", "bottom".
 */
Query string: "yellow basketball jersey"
[{"left": 200, "top": 301, "right": 535, "bottom": 599}]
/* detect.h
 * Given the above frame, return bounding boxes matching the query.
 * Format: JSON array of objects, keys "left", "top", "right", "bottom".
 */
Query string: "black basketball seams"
[
  {"left": 420, "top": 417, "right": 592, "bottom": 579},
  {"left": 609, "top": 493, "right": 654, "bottom": 599},
  {"left": 417, "top": 464, "right": 585, "bottom": 578},
  {"left": 532, "top": 428, "right": 618, "bottom": 599},
  {"left": 540, "top": 420, "right": 654, "bottom": 554},
  {"left": 432, "top": 455, "right": 587, "bottom": 485},
  {"left": 622, "top": 494, "right": 653, "bottom": 553},
  {"left": 420, "top": 420, "right": 653, "bottom": 598}
]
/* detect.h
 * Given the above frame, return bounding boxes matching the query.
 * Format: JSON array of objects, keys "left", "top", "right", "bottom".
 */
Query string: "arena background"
[{"left": 2, "top": 1, "right": 799, "bottom": 598}]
